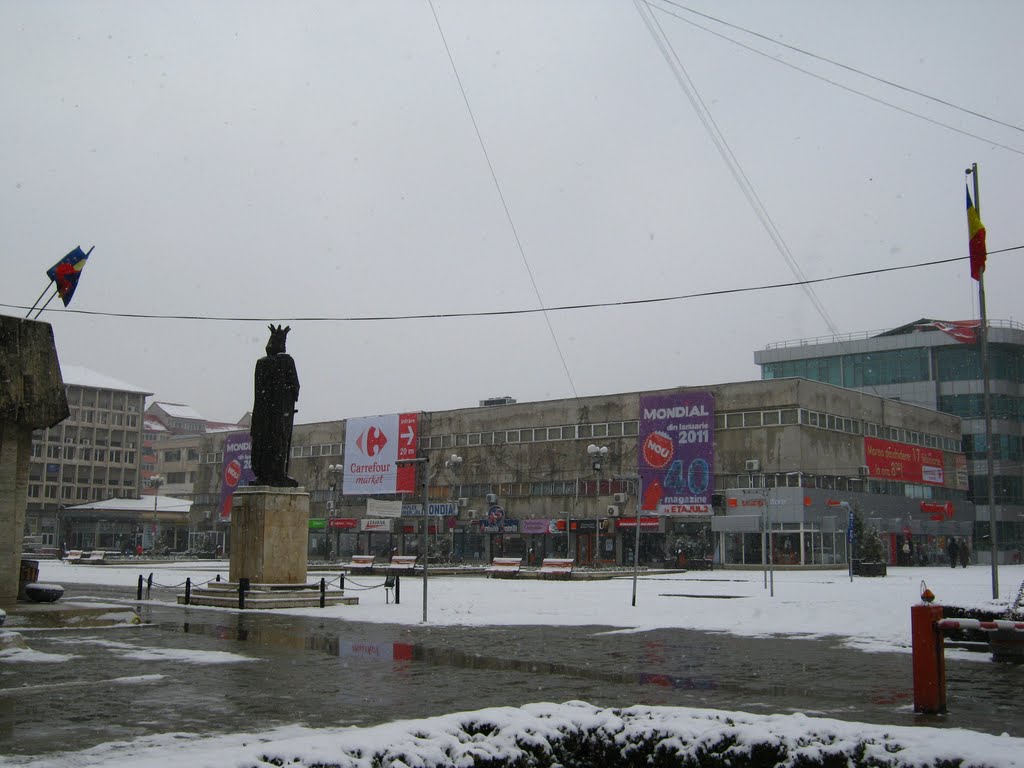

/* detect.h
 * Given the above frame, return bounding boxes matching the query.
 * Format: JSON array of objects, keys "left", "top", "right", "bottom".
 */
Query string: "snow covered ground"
[{"left": 1, "top": 561, "right": 1021, "bottom": 767}]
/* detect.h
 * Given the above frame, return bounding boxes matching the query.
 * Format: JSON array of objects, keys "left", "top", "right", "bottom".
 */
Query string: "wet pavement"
[{"left": 1, "top": 582, "right": 1021, "bottom": 757}]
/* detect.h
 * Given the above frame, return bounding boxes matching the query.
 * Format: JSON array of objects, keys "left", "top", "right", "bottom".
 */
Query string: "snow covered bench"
[
  {"left": 389, "top": 555, "right": 418, "bottom": 572},
  {"left": 487, "top": 557, "right": 522, "bottom": 578},
  {"left": 346, "top": 555, "right": 376, "bottom": 572},
  {"left": 538, "top": 558, "right": 574, "bottom": 579}
]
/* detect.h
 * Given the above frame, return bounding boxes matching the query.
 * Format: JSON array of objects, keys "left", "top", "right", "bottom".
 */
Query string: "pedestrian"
[
  {"left": 946, "top": 537, "right": 959, "bottom": 568},
  {"left": 958, "top": 538, "right": 971, "bottom": 568},
  {"left": 901, "top": 539, "right": 911, "bottom": 566}
]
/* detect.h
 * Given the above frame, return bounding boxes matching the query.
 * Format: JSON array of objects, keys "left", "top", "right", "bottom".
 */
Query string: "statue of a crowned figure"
[{"left": 251, "top": 324, "right": 300, "bottom": 487}]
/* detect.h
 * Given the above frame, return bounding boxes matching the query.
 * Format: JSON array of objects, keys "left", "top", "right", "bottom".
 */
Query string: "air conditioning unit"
[
  {"left": 606, "top": 505, "right": 620, "bottom": 517},
  {"left": 81, "top": 439, "right": 90, "bottom": 445},
  {"left": 745, "top": 459, "right": 761, "bottom": 472},
  {"left": 858, "top": 466, "right": 870, "bottom": 477},
  {"left": 485, "top": 493, "right": 498, "bottom": 504},
  {"left": 458, "top": 497, "right": 469, "bottom": 508},
  {"left": 64, "top": 437, "right": 74, "bottom": 444},
  {"left": 467, "top": 509, "right": 478, "bottom": 520},
  {"left": 612, "top": 493, "right": 629, "bottom": 504}
]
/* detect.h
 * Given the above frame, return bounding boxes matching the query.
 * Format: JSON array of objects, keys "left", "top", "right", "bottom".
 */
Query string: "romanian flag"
[
  {"left": 45, "top": 246, "right": 90, "bottom": 306},
  {"left": 966, "top": 188, "right": 987, "bottom": 281}
]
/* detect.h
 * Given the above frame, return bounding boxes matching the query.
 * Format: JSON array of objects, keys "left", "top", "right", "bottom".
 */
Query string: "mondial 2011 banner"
[
  {"left": 638, "top": 392, "right": 715, "bottom": 515},
  {"left": 342, "top": 413, "right": 419, "bottom": 495},
  {"left": 219, "top": 431, "right": 255, "bottom": 520}
]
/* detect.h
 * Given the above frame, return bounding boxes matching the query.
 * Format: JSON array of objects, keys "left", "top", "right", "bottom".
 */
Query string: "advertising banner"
[
  {"left": 328, "top": 517, "right": 359, "bottom": 530},
  {"left": 863, "top": 437, "right": 944, "bottom": 485},
  {"left": 219, "top": 431, "right": 255, "bottom": 520},
  {"left": 343, "top": 413, "right": 419, "bottom": 495},
  {"left": 360, "top": 518, "right": 393, "bottom": 532},
  {"left": 638, "top": 392, "right": 715, "bottom": 515},
  {"left": 521, "top": 519, "right": 551, "bottom": 535}
]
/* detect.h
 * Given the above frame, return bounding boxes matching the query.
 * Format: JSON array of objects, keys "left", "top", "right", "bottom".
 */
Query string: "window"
[
  {"left": 187, "top": 448, "right": 200, "bottom": 461},
  {"left": 743, "top": 412, "right": 762, "bottom": 428},
  {"left": 592, "top": 424, "right": 608, "bottom": 438},
  {"left": 168, "top": 472, "right": 186, "bottom": 484},
  {"left": 163, "top": 449, "right": 182, "bottom": 463}
]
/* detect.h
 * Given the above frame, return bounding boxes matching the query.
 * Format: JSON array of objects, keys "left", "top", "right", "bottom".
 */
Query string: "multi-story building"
[
  {"left": 24, "top": 365, "right": 150, "bottom": 550},
  {"left": 755, "top": 318, "right": 1024, "bottom": 561},
  {"left": 191, "top": 378, "right": 972, "bottom": 568}
]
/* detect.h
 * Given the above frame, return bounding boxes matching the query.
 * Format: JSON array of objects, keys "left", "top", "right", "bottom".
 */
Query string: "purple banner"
[
  {"left": 219, "top": 431, "right": 255, "bottom": 520},
  {"left": 638, "top": 392, "right": 714, "bottom": 515}
]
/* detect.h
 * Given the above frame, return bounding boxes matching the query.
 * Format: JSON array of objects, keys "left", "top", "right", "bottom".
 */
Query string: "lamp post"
[
  {"left": 147, "top": 475, "right": 164, "bottom": 553},
  {"left": 581, "top": 444, "right": 608, "bottom": 564},
  {"left": 328, "top": 464, "right": 343, "bottom": 560},
  {"left": 445, "top": 454, "right": 463, "bottom": 562}
]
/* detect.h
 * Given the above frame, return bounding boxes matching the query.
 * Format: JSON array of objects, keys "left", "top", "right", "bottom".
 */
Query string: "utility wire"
[
  {"left": 653, "top": 0, "right": 1024, "bottom": 136},
  {"left": 634, "top": 0, "right": 842, "bottom": 338},
  {"left": 426, "top": 0, "right": 580, "bottom": 401},
  {"left": 647, "top": 1, "right": 1024, "bottom": 157},
  {"left": 6, "top": 251, "right": 1014, "bottom": 324}
]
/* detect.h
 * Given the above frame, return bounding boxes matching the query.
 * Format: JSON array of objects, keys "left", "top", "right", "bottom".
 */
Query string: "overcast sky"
[{"left": 3, "top": 1, "right": 1022, "bottom": 424}]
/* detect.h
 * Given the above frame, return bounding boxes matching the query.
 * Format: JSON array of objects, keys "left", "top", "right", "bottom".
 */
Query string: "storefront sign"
[
  {"left": 360, "top": 518, "right": 393, "bottom": 532},
  {"left": 479, "top": 518, "right": 519, "bottom": 534},
  {"left": 920, "top": 501, "right": 954, "bottom": 519},
  {"left": 219, "top": 431, "right": 255, "bottom": 521},
  {"left": 863, "top": 436, "right": 944, "bottom": 485},
  {"left": 639, "top": 392, "right": 715, "bottom": 515},
  {"left": 521, "top": 519, "right": 551, "bottom": 535},
  {"left": 308, "top": 518, "right": 326, "bottom": 530},
  {"left": 402, "top": 502, "right": 457, "bottom": 516},
  {"left": 343, "top": 412, "right": 419, "bottom": 495},
  {"left": 618, "top": 517, "right": 661, "bottom": 530},
  {"left": 328, "top": 517, "right": 359, "bottom": 530}
]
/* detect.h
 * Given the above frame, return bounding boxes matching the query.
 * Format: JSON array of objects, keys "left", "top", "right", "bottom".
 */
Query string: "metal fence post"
[
  {"left": 238, "top": 577, "right": 249, "bottom": 610},
  {"left": 185, "top": 577, "right": 191, "bottom": 605},
  {"left": 320, "top": 577, "right": 326, "bottom": 608}
]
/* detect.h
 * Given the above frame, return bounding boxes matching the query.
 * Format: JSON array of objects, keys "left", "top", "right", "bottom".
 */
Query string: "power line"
[
  {"left": 653, "top": 0, "right": 1024, "bottom": 135},
  {"left": 647, "top": 1, "right": 1024, "bottom": 157},
  {"left": 633, "top": 0, "right": 842, "bottom": 338},
  {"left": 426, "top": 0, "right": 580, "bottom": 401},
  {"left": 6, "top": 250, "right": 1014, "bottom": 324}
]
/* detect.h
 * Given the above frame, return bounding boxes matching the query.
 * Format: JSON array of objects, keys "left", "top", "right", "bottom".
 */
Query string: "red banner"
[
  {"left": 863, "top": 437, "right": 944, "bottom": 485},
  {"left": 328, "top": 517, "right": 359, "bottom": 530}
]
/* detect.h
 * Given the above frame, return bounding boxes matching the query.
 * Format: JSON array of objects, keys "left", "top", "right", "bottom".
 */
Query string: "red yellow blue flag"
[
  {"left": 966, "top": 188, "right": 987, "bottom": 281},
  {"left": 45, "top": 246, "right": 91, "bottom": 306}
]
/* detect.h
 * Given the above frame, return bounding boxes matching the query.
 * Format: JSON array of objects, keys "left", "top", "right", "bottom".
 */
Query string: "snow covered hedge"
[{"left": 237, "top": 702, "right": 1022, "bottom": 768}]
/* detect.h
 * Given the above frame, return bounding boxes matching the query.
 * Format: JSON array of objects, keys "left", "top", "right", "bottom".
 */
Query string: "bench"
[
  {"left": 346, "top": 555, "right": 376, "bottom": 572},
  {"left": 389, "top": 555, "right": 418, "bottom": 572},
  {"left": 487, "top": 557, "right": 523, "bottom": 578},
  {"left": 65, "top": 550, "right": 84, "bottom": 563},
  {"left": 82, "top": 551, "right": 108, "bottom": 564},
  {"left": 538, "top": 558, "right": 574, "bottom": 579}
]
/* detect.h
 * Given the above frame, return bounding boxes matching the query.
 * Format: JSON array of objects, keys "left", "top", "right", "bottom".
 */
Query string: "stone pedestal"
[{"left": 229, "top": 486, "right": 309, "bottom": 585}]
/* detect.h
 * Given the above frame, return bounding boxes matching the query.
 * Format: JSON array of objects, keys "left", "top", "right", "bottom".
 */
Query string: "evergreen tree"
[{"left": 852, "top": 508, "right": 885, "bottom": 562}]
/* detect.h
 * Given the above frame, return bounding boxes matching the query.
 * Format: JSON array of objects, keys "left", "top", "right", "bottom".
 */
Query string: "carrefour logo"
[{"left": 356, "top": 426, "right": 388, "bottom": 457}]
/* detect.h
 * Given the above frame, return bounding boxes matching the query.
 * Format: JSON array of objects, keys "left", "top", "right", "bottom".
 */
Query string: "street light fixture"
[
  {"left": 572, "top": 444, "right": 608, "bottom": 564},
  {"left": 327, "top": 464, "right": 344, "bottom": 560}
]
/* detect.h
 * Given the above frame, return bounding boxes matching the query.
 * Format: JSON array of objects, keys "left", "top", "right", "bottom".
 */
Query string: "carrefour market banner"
[
  {"left": 219, "top": 431, "right": 255, "bottom": 520},
  {"left": 343, "top": 413, "right": 419, "bottom": 495},
  {"left": 638, "top": 392, "right": 714, "bottom": 515}
]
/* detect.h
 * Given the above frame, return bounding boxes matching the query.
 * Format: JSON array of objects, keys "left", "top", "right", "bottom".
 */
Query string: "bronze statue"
[{"left": 251, "top": 324, "right": 300, "bottom": 487}]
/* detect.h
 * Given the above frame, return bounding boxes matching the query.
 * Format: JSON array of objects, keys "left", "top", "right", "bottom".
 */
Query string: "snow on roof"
[
  {"left": 144, "top": 417, "right": 168, "bottom": 432},
  {"left": 60, "top": 364, "right": 152, "bottom": 396},
  {"left": 152, "top": 401, "right": 205, "bottom": 421},
  {"left": 63, "top": 496, "right": 192, "bottom": 513}
]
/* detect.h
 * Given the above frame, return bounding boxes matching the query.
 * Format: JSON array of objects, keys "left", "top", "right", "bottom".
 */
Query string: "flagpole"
[
  {"left": 25, "top": 283, "right": 54, "bottom": 318},
  {"left": 968, "top": 162, "right": 999, "bottom": 600},
  {"left": 32, "top": 287, "right": 60, "bottom": 320}
]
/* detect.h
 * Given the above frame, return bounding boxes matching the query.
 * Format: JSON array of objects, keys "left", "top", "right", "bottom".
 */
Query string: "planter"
[
  {"left": 852, "top": 560, "right": 887, "bottom": 577},
  {"left": 24, "top": 583, "right": 65, "bottom": 603}
]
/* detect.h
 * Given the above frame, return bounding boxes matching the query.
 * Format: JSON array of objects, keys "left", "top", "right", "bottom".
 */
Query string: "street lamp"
[
  {"left": 327, "top": 464, "right": 343, "bottom": 560},
  {"left": 572, "top": 444, "right": 608, "bottom": 563},
  {"left": 445, "top": 455, "right": 463, "bottom": 563},
  {"left": 147, "top": 475, "right": 164, "bottom": 553}
]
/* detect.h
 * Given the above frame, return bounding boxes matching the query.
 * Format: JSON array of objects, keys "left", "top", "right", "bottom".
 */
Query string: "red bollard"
[{"left": 911, "top": 604, "right": 946, "bottom": 714}]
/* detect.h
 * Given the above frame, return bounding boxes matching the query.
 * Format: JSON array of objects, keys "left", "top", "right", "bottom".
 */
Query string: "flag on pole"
[
  {"left": 966, "top": 188, "right": 987, "bottom": 281},
  {"left": 45, "top": 246, "right": 91, "bottom": 306}
]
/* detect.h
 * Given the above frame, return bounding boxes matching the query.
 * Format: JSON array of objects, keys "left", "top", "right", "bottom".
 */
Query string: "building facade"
[
  {"left": 24, "top": 365, "right": 150, "bottom": 551},
  {"left": 755, "top": 318, "right": 1024, "bottom": 562},
  {"left": 190, "top": 378, "right": 973, "bottom": 568}
]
